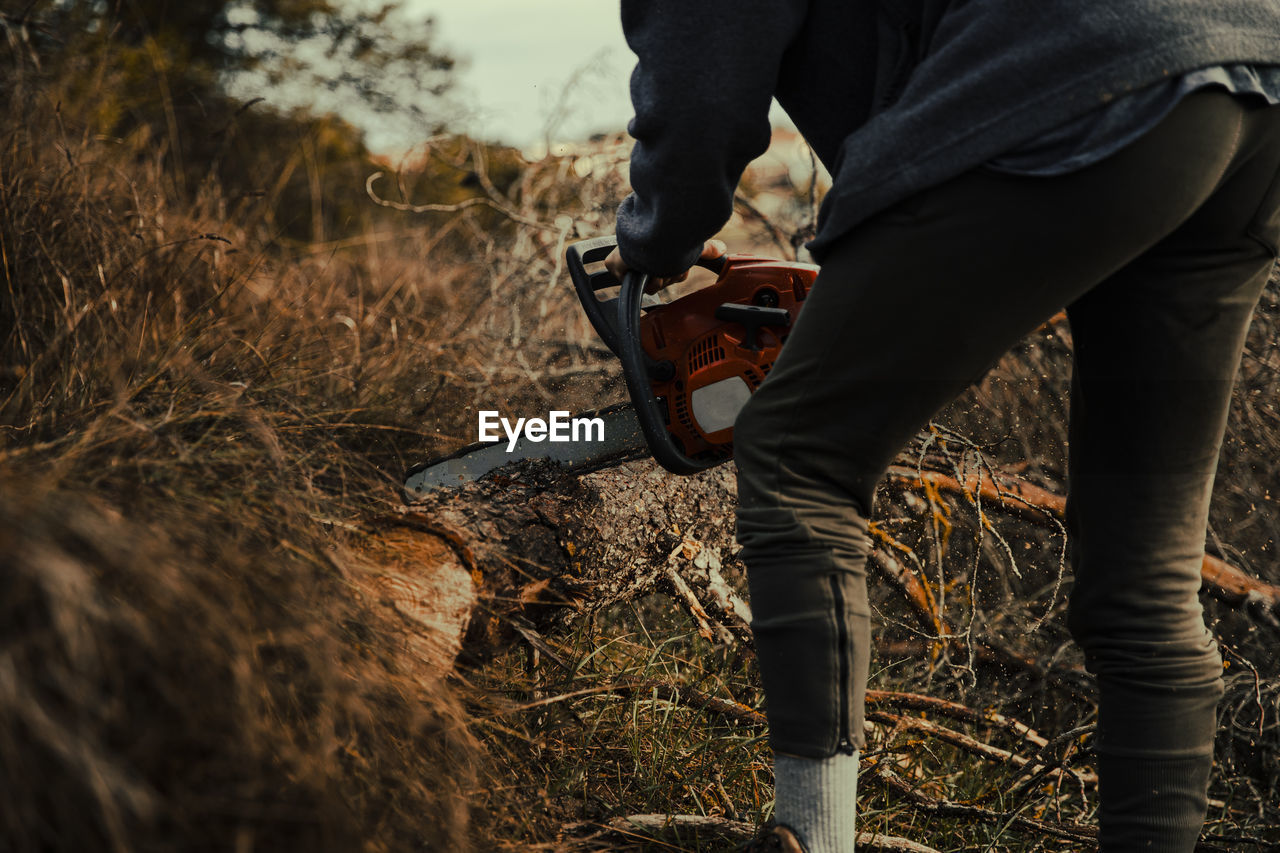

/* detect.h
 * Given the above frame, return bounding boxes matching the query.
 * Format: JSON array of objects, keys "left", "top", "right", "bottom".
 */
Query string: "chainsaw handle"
[
  {"left": 568, "top": 234, "right": 727, "bottom": 474},
  {"left": 617, "top": 266, "right": 716, "bottom": 475},
  {"left": 566, "top": 237, "right": 729, "bottom": 352},
  {"left": 566, "top": 235, "right": 625, "bottom": 354}
]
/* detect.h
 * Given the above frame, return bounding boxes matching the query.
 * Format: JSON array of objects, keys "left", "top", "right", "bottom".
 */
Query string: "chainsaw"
[{"left": 403, "top": 235, "right": 818, "bottom": 498}]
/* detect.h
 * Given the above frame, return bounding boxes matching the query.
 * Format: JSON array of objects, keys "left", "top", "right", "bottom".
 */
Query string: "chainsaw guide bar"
[{"left": 403, "top": 403, "right": 646, "bottom": 496}]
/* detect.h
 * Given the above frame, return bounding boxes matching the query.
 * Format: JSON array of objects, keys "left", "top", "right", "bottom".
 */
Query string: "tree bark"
[{"left": 384, "top": 455, "right": 1280, "bottom": 669}]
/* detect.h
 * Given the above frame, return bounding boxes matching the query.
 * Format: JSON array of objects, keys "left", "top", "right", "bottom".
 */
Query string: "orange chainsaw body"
[
  {"left": 566, "top": 235, "right": 819, "bottom": 474},
  {"left": 638, "top": 255, "right": 818, "bottom": 461}
]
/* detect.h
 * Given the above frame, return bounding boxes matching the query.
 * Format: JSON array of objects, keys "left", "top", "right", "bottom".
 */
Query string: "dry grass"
[
  {"left": 453, "top": 282, "right": 1280, "bottom": 851},
  {"left": 0, "top": 48, "right": 498, "bottom": 853},
  {"left": 4, "top": 16, "right": 1280, "bottom": 853},
  {"left": 0, "top": 19, "right": 633, "bottom": 848}
]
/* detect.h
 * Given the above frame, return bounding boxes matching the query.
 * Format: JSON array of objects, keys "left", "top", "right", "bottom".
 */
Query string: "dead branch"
[
  {"left": 884, "top": 464, "right": 1066, "bottom": 524},
  {"left": 866, "top": 710, "right": 1094, "bottom": 790},
  {"left": 868, "top": 709, "right": 1025, "bottom": 768},
  {"left": 609, "top": 677, "right": 766, "bottom": 728},
  {"left": 605, "top": 813, "right": 752, "bottom": 838},
  {"left": 884, "top": 465, "right": 1280, "bottom": 626},
  {"left": 867, "top": 539, "right": 945, "bottom": 636},
  {"left": 365, "top": 171, "right": 557, "bottom": 232},
  {"left": 663, "top": 541, "right": 736, "bottom": 645},
  {"left": 1039, "top": 310, "right": 1069, "bottom": 332},
  {"left": 1002, "top": 723, "right": 1096, "bottom": 804},
  {"left": 865, "top": 761, "right": 1099, "bottom": 845},
  {"left": 1201, "top": 553, "right": 1280, "bottom": 627},
  {"left": 852, "top": 832, "right": 946, "bottom": 853},
  {"left": 661, "top": 536, "right": 754, "bottom": 645},
  {"left": 865, "top": 689, "right": 1048, "bottom": 748},
  {"left": 599, "top": 814, "right": 944, "bottom": 852}
]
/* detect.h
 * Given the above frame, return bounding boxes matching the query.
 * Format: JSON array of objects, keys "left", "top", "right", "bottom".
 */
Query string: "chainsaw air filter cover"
[{"left": 641, "top": 256, "right": 817, "bottom": 461}]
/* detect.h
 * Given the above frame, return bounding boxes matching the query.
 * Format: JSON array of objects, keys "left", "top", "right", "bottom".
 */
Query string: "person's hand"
[{"left": 605, "top": 239, "right": 727, "bottom": 294}]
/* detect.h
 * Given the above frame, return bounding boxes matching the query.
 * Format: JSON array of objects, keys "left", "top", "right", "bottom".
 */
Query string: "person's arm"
[{"left": 614, "top": 0, "right": 809, "bottom": 277}]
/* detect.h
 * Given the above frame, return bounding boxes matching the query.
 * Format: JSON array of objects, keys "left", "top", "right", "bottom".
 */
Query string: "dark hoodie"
[{"left": 615, "top": 0, "right": 1280, "bottom": 273}]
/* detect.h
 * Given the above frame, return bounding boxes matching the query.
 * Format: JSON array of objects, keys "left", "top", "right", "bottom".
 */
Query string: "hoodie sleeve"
[{"left": 616, "top": 0, "right": 810, "bottom": 276}]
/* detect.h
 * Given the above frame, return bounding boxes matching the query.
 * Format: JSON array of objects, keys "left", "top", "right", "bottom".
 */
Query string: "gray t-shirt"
[{"left": 989, "top": 64, "right": 1280, "bottom": 176}]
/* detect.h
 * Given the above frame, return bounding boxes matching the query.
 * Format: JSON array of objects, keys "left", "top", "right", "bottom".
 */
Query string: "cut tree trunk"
[
  {"left": 393, "top": 458, "right": 746, "bottom": 659},
  {"left": 378, "top": 455, "right": 1280, "bottom": 671}
]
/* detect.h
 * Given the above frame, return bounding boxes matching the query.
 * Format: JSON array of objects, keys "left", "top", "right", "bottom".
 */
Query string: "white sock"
[{"left": 773, "top": 751, "right": 860, "bottom": 853}]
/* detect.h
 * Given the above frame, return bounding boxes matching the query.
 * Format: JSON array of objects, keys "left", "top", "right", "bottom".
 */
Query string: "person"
[{"left": 603, "top": 2, "right": 1280, "bottom": 851}]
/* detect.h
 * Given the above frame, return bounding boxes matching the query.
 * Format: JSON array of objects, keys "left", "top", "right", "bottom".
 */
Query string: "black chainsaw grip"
[
  {"left": 566, "top": 235, "right": 624, "bottom": 355},
  {"left": 617, "top": 267, "right": 714, "bottom": 476}
]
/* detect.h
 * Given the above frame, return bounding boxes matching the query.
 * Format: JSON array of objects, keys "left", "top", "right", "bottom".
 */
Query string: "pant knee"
[
  {"left": 1067, "top": 598, "right": 1223, "bottom": 760},
  {"left": 1067, "top": 605, "right": 1224, "bottom": 685},
  {"left": 737, "top": 498, "right": 873, "bottom": 757}
]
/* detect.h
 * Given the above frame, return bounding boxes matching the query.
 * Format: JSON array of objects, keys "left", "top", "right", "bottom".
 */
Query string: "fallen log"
[
  {"left": 391, "top": 454, "right": 1280, "bottom": 672},
  {"left": 401, "top": 457, "right": 745, "bottom": 659},
  {"left": 336, "top": 528, "right": 477, "bottom": 679}
]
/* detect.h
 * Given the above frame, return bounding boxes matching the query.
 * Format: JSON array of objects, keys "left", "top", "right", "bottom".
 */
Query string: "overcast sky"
[{"left": 402, "top": 0, "right": 634, "bottom": 151}]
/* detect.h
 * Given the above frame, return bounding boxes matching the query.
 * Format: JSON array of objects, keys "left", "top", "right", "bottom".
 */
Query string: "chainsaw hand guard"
[{"left": 617, "top": 265, "right": 711, "bottom": 474}]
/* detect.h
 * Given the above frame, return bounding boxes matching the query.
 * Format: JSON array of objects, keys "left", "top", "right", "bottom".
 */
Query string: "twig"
[
  {"left": 1003, "top": 723, "right": 1097, "bottom": 802},
  {"left": 867, "top": 544, "right": 946, "bottom": 636},
  {"left": 732, "top": 192, "right": 795, "bottom": 260},
  {"left": 663, "top": 541, "right": 735, "bottom": 645},
  {"left": 883, "top": 464, "right": 1280, "bottom": 626},
  {"left": 865, "top": 762, "right": 1098, "bottom": 845},
  {"left": 611, "top": 677, "right": 766, "bottom": 728},
  {"left": 869, "top": 709, "right": 1017, "bottom": 762},
  {"left": 884, "top": 464, "right": 1066, "bottom": 528},
  {"left": 601, "top": 814, "right": 944, "bottom": 852},
  {"left": 365, "top": 172, "right": 558, "bottom": 232},
  {"left": 867, "top": 710, "right": 1094, "bottom": 796},
  {"left": 865, "top": 689, "right": 1047, "bottom": 748}
]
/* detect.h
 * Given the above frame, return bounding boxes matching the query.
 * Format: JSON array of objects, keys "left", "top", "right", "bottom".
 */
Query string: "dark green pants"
[{"left": 734, "top": 91, "right": 1280, "bottom": 850}]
